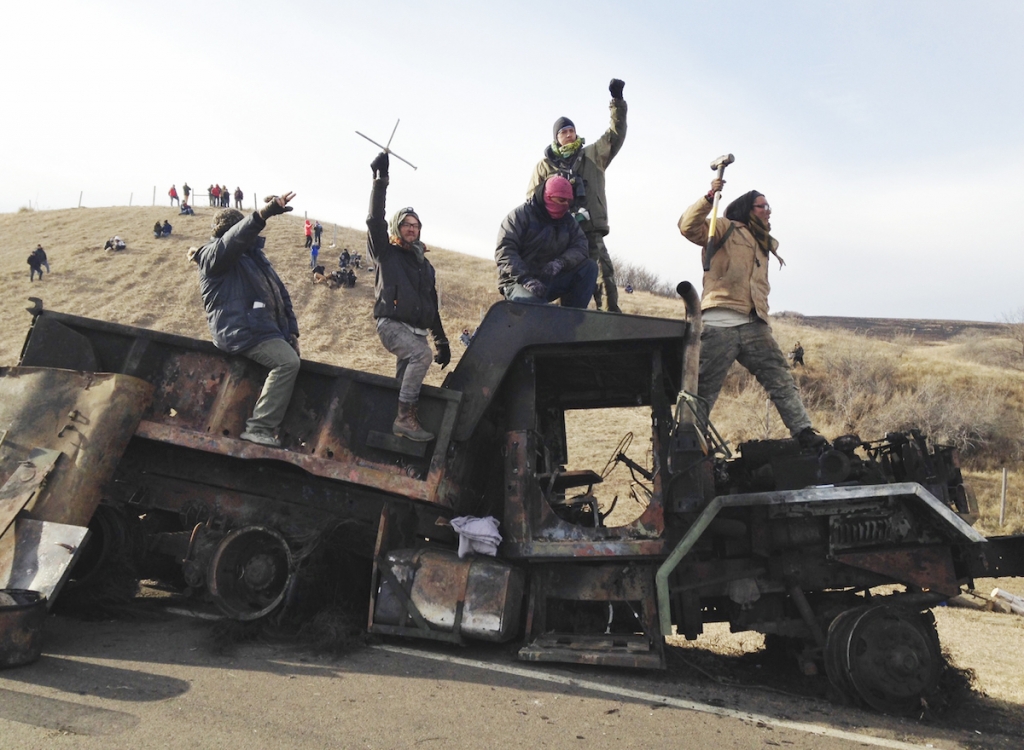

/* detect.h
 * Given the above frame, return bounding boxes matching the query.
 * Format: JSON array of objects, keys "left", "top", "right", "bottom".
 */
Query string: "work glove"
[
  {"left": 434, "top": 340, "right": 451, "bottom": 369},
  {"left": 371, "top": 151, "right": 390, "bottom": 180},
  {"left": 289, "top": 334, "right": 300, "bottom": 357},
  {"left": 541, "top": 258, "right": 564, "bottom": 279},
  {"left": 260, "top": 194, "right": 295, "bottom": 220},
  {"left": 522, "top": 278, "right": 547, "bottom": 299},
  {"left": 609, "top": 78, "right": 625, "bottom": 100}
]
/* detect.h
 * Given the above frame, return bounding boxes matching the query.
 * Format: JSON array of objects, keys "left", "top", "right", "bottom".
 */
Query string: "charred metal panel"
[
  {"left": 18, "top": 311, "right": 461, "bottom": 509},
  {"left": 444, "top": 302, "right": 687, "bottom": 442},
  {"left": 0, "top": 518, "right": 90, "bottom": 607},
  {"left": 0, "top": 368, "right": 153, "bottom": 527},
  {"left": 0, "top": 449, "right": 61, "bottom": 538},
  {"left": 835, "top": 546, "right": 960, "bottom": 597}
]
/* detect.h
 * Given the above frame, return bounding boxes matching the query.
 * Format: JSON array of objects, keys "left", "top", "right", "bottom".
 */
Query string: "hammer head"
[{"left": 710, "top": 153, "right": 735, "bottom": 171}]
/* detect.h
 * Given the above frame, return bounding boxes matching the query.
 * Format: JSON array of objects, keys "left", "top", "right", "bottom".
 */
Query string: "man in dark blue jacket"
[
  {"left": 496, "top": 175, "right": 597, "bottom": 308},
  {"left": 190, "top": 192, "right": 300, "bottom": 447},
  {"left": 367, "top": 152, "right": 450, "bottom": 443}
]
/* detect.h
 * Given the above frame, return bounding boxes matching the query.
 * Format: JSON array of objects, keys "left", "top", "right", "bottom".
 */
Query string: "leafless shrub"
[{"left": 611, "top": 255, "right": 675, "bottom": 297}]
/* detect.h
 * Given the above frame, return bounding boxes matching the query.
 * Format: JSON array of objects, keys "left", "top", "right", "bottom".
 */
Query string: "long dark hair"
[{"left": 724, "top": 190, "right": 763, "bottom": 223}]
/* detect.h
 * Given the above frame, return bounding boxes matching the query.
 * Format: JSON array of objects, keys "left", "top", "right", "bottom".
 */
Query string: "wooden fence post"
[{"left": 1000, "top": 467, "right": 1008, "bottom": 526}]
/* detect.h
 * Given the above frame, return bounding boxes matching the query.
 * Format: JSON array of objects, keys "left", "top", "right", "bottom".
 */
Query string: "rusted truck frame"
[{"left": 2, "top": 296, "right": 1023, "bottom": 714}]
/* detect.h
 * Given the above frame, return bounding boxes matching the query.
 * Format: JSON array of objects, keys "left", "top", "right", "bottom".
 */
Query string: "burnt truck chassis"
[{"left": 2, "top": 294, "right": 1023, "bottom": 715}]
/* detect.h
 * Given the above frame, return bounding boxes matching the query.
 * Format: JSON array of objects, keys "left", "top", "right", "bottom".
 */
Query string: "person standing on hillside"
[
  {"left": 304, "top": 218, "right": 313, "bottom": 249},
  {"left": 169, "top": 185, "right": 179, "bottom": 207},
  {"left": 234, "top": 186, "right": 244, "bottom": 209},
  {"left": 366, "top": 151, "right": 450, "bottom": 442},
  {"left": 526, "top": 79, "right": 627, "bottom": 312},
  {"left": 189, "top": 193, "right": 301, "bottom": 448},
  {"left": 183, "top": 183, "right": 191, "bottom": 203},
  {"left": 211, "top": 184, "right": 220, "bottom": 207},
  {"left": 678, "top": 178, "right": 826, "bottom": 449},
  {"left": 33, "top": 244, "right": 49, "bottom": 273},
  {"left": 496, "top": 175, "right": 597, "bottom": 308},
  {"left": 313, "top": 220, "right": 323, "bottom": 246},
  {"left": 27, "top": 248, "right": 44, "bottom": 281}
]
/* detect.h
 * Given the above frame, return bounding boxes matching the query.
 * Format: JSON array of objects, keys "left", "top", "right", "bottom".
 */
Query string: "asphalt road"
[
  {"left": 0, "top": 610, "right": 1018, "bottom": 750},
  {"left": 2, "top": 602, "right": 1024, "bottom": 750}
]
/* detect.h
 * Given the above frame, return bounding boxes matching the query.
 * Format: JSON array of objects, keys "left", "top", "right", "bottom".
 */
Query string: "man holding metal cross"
[
  {"left": 678, "top": 157, "right": 826, "bottom": 449},
  {"left": 366, "top": 150, "right": 450, "bottom": 443}
]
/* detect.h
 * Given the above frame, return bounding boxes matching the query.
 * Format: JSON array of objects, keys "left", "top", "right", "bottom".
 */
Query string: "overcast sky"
[{"left": 2, "top": 1, "right": 1021, "bottom": 321}]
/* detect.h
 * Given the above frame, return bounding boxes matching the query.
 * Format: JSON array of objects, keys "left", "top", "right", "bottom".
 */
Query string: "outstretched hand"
[{"left": 260, "top": 192, "right": 296, "bottom": 220}]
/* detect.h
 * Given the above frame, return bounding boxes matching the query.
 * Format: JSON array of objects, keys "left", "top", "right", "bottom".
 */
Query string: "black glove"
[
  {"left": 434, "top": 340, "right": 451, "bottom": 369},
  {"left": 259, "top": 196, "right": 294, "bottom": 220},
  {"left": 371, "top": 151, "right": 390, "bottom": 180},
  {"left": 541, "top": 258, "right": 564, "bottom": 279},
  {"left": 609, "top": 78, "right": 625, "bottom": 100},
  {"left": 522, "top": 278, "right": 547, "bottom": 298}
]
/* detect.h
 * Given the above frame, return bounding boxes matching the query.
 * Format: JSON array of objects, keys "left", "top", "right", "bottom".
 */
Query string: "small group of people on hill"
[
  {"left": 153, "top": 220, "right": 172, "bottom": 238},
  {"left": 185, "top": 76, "right": 824, "bottom": 451},
  {"left": 312, "top": 265, "right": 357, "bottom": 289},
  {"left": 304, "top": 219, "right": 323, "bottom": 248},
  {"left": 103, "top": 236, "right": 126, "bottom": 252},
  {"left": 205, "top": 184, "right": 243, "bottom": 209}
]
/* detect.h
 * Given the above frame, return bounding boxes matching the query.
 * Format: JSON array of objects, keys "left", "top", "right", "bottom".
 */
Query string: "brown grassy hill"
[
  {"left": 775, "top": 312, "right": 1006, "bottom": 343},
  {"left": 0, "top": 205, "right": 680, "bottom": 376},
  {"left": 2, "top": 206, "right": 1022, "bottom": 534}
]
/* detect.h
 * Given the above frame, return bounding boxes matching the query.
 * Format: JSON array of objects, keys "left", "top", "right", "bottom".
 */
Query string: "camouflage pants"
[
  {"left": 697, "top": 321, "right": 812, "bottom": 435},
  {"left": 586, "top": 232, "right": 620, "bottom": 313},
  {"left": 377, "top": 318, "right": 432, "bottom": 404}
]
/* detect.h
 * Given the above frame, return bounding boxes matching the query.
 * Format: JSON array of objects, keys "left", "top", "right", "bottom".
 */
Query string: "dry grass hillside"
[{"left": 2, "top": 205, "right": 1022, "bottom": 535}]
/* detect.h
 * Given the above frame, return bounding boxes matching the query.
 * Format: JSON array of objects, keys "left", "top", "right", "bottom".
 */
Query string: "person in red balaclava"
[{"left": 495, "top": 175, "right": 598, "bottom": 308}]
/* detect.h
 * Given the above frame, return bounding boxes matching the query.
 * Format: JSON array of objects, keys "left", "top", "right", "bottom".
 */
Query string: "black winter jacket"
[
  {"left": 495, "top": 185, "right": 590, "bottom": 296},
  {"left": 366, "top": 178, "right": 446, "bottom": 344},
  {"left": 193, "top": 212, "right": 298, "bottom": 354}
]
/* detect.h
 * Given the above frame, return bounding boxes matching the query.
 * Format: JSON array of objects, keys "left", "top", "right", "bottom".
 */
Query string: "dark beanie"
[{"left": 552, "top": 116, "right": 575, "bottom": 140}]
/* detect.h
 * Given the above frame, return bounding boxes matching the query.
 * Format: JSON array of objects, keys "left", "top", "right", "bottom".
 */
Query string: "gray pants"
[
  {"left": 243, "top": 337, "right": 301, "bottom": 434},
  {"left": 587, "top": 232, "right": 620, "bottom": 313},
  {"left": 697, "top": 321, "right": 812, "bottom": 435},
  {"left": 377, "top": 318, "right": 432, "bottom": 404}
]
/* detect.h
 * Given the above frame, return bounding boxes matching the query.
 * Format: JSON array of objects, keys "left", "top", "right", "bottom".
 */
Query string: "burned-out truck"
[{"left": 2, "top": 289, "right": 1022, "bottom": 713}]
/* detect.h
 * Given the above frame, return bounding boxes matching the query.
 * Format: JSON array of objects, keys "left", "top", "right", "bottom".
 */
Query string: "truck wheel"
[
  {"left": 830, "top": 604, "right": 941, "bottom": 715},
  {"left": 207, "top": 526, "right": 293, "bottom": 621}
]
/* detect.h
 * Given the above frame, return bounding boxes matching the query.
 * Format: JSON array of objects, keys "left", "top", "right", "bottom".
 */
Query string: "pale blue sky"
[{"left": 2, "top": 1, "right": 1021, "bottom": 321}]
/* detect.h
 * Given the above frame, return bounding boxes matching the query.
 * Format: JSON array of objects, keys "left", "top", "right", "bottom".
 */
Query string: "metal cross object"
[{"left": 355, "top": 119, "right": 418, "bottom": 170}]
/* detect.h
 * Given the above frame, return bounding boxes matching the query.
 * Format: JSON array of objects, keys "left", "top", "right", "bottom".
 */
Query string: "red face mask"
[{"left": 543, "top": 176, "right": 574, "bottom": 220}]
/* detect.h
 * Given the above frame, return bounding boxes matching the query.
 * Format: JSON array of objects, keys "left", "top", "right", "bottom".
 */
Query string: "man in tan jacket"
[
  {"left": 527, "top": 79, "right": 627, "bottom": 312},
  {"left": 678, "top": 178, "right": 825, "bottom": 449}
]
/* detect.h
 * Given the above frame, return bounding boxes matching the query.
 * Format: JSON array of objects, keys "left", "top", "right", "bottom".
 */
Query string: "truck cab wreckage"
[{"left": 2, "top": 290, "right": 1022, "bottom": 714}]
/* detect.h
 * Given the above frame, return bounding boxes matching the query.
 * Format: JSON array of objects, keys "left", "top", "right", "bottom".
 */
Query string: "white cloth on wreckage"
[{"left": 449, "top": 516, "right": 502, "bottom": 559}]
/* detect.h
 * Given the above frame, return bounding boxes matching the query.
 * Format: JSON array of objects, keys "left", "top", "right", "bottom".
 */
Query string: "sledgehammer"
[{"left": 705, "top": 153, "right": 735, "bottom": 261}]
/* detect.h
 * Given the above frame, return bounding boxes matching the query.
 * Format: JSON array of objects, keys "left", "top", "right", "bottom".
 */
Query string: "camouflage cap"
[{"left": 212, "top": 208, "right": 244, "bottom": 238}]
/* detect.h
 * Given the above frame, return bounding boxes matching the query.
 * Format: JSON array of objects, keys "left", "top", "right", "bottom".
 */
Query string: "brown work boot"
[{"left": 393, "top": 400, "right": 434, "bottom": 442}]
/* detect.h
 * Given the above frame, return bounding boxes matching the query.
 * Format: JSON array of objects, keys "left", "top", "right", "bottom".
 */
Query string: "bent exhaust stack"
[{"left": 676, "top": 281, "right": 702, "bottom": 423}]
